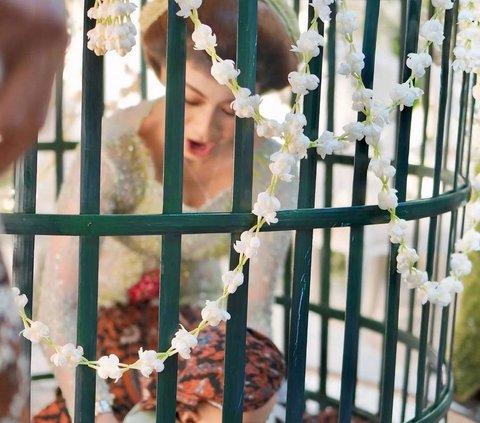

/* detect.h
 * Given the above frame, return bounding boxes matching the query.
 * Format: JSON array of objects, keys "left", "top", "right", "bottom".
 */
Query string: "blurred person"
[
  {"left": 35, "top": 0, "right": 299, "bottom": 421},
  {"left": 0, "top": 0, "right": 67, "bottom": 173},
  {"left": 0, "top": 0, "right": 67, "bottom": 421}
]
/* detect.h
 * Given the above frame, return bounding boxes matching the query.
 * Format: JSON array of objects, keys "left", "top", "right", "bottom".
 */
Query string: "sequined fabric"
[{"left": 36, "top": 100, "right": 298, "bottom": 414}]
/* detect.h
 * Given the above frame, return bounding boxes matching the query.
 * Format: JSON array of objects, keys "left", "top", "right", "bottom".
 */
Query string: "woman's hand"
[
  {"left": 0, "top": 0, "right": 67, "bottom": 172},
  {"left": 96, "top": 412, "right": 119, "bottom": 423}
]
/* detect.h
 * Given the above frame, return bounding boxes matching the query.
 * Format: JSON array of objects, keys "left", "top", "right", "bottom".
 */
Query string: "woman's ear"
[
  {"left": 177, "top": 410, "right": 200, "bottom": 423},
  {"left": 158, "top": 64, "right": 167, "bottom": 85}
]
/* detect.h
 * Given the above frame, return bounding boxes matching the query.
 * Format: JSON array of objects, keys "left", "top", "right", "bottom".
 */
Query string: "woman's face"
[{"left": 182, "top": 60, "right": 236, "bottom": 163}]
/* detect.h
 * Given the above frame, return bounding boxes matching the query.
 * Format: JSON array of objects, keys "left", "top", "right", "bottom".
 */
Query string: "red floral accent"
[{"left": 128, "top": 269, "right": 160, "bottom": 304}]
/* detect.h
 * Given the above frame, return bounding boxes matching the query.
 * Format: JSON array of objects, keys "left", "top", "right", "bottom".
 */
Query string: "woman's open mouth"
[{"left": 185, "top": 139, "right": 215, "bottom": 158}]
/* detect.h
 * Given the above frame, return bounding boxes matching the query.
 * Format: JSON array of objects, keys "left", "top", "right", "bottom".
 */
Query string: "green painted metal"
[
  {"left": 12, "top": 147, "right": 38, "bottom": 423},
  {"left": 1, "top": 179, "right": 469, "bottom": 236},
  {"left": 222, "top": 1, "right": 258, "bottom": 421},
  {"left": 156, "top": 2, "right": 186, "bottom": 422},
  {"left": 285, "top": 7, "right": 322, "bottom": 422},
  {"left": 74, "top": 0, "right": 104, "bottom": 421},
  {"left": 339, "top": 1, "right": 379, "bottom": 420},
  {"left": 16, "top": 0, "right": 473, "bottom": 421},
  {"left": 380, "top": 0, "right": 422, "bottom": 418}
]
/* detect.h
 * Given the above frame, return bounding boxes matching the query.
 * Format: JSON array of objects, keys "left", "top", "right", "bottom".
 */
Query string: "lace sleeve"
[
  {"left": 36, "top": 148, "right": 118, "bottom": 415},
  {"left": 247, "top": 140, "right": 299, "bottom": 337}
]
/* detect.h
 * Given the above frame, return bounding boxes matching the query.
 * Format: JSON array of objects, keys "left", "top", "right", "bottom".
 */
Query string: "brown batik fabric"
[
  {"left": 33, "top": 298, "right": 201, "bottom": 423},
  {"left": 138, "top": 325, "right": 285, "bottom": 420}
]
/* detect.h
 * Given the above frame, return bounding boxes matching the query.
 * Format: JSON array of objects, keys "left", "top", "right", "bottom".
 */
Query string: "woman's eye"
[
  {"left": 222, "top": 106, "right": 236, "bottom": 117},
  {"left": 185, "top": 97, "right": 201, "bottom": 106}
]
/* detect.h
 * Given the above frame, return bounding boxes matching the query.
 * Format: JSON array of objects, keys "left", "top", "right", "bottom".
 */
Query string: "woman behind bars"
[{"left": 35, "top": 0, "right": 299, "bottom": 422}]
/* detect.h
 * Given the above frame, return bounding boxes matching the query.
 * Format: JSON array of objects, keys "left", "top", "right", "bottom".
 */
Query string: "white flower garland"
[
  {"left": 14, "top": 0, "right": 480, "bottom": 383},
  {"left": 86, "top": 0, "right": 138, "bottom": 56}
]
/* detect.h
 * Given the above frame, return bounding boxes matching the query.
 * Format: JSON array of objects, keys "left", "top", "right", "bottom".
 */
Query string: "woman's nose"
[{"left": 190, "top": 106, "right": 222, "bottom": 142}]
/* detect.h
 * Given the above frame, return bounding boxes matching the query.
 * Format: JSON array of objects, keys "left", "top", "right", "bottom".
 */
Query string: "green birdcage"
[{"left": 5, "top": 0, "right": 477, "bottom": 422}]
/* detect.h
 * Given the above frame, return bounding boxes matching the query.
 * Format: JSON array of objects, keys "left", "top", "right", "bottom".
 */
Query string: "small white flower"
[
  {"left": 291, "top": 30, "right": 325, "bottom": 58},
  {"left": 175, "top": 0, "right": 202, "bottom": 18},
  {"left": 201, "top": 300, "right": 231, "bottom": 327},
  {"left": 450, "top": 253, "right": 472, "bottom": 277},
  {"left": 97, "top": 354, "right": 122, "bottom": 381},
  {"left": 455, "top": 229, "right": 480, "bottom": 253},
  {"left": 211, "top": 59, "right": 240, "bottom": 85},
  {"left": 432, "top": 0, "right": 454, "bottom": 10},
  {"left": 288, "top": 133, "right": 310, "bottom": 159},
  {"left": 406, "top": 52, "right": 432, "bottom": 78},
  {"left": 256, "top": 119, "right": 282, "bottom": 138},
  {"left": 50, "top": 343, "right": 84, "bottom": 368},
  {"left": 283, "top": 112, "right": 307, "bottom": 137},
  {"left": 378, "top": 188, "right": 398, "bottom": 210},
  {"left": 222, "top": 270, "right": 245, "bottom": 294},
  {"left": 288, "top": 71, "right": 319, "bottom": 95},
  {"left": 338, "top": 51, "right": 365, "bottom": 76},
  {"left": 310, "top": 0, "right": 334, "bottom": 22},
  {"left": 343, "top": 122, "right": 364, "bottom": 142},
  {"left": 397, "top": 246, "right": 419, "bottom": 273},
  {"left": 11, "top": 287, "right": 28, "bottom": 310},
  {"left": 269, "top": 152, "right": 296, "bottom": 182},
  {"left": 316, "top": 130, "right": 343, "bottom": 159},
  {"left": 421, "top": 281, "right": 452, "bottom": 306},
  {"left": 388, "top": 218, "right": 407, "bottom": 244},
  {"left": 252, "top": 191, "right": 281, "bottom": 224},
  {"left": 21, "top": 321, "right": 49, "bottom": 344},
  {"left": 171, "top": 326, "right": 198, "bottom": 359},
  {"left": 369, "top": 157, "right": 396, "bottom": 179},
  {"left": 390, "top": 82, "right": 424, "bottom": 110},
  {"left": 370, "top": 101, "right": 390, "bottom": 126},
  {"left": 234, "top": 231, "right": 261, "bottom": 259},
  {"left": 401, "top": 268, "right": 428, "bottom": 289},
  {"left": 362, "top": 122, "right": 382, "bottom": 146},
  {"left": 441, "top": 276, "right": 464, "bottom": 295},
  {"left": 420, "top": 19, "right": 445, "bottom": 47},
  {"left": 231, "top": 88, "right": 261, "bottom": 118},
  {"left": 337, "top": 10, "right": 360, "bottom": 35},
  {"left": 352, "top": 88, "right": 373, "bottom": 112},
  {"left": 192, "top": 24, "right": 217, "bottom": 51},
  {"left": 137, "top": 348, "right": 164, "bottom": 377}
]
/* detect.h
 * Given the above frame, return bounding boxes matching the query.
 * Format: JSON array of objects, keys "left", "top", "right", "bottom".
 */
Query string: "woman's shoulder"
[{"left": 102, "top": 100, "right": 157, "bottom": 145}]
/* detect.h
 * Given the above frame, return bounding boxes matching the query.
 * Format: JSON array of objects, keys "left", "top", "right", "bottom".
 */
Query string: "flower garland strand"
[
  {"left": 14, "top": 0, "right": 479, "bottom": 382},
  {"left": 86, "top": 0, "right": 137, "bottom": 56},
  {"left": 317, "top": 0, "right": 478, "bottom": 307},
  {"left": 452, "top": 0, "right": 480, "bottom": 100}
]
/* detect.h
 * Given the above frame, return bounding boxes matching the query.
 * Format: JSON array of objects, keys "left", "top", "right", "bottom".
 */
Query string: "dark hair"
[{"left": 142, "top": 0, "right": 298, "bottom": 94}]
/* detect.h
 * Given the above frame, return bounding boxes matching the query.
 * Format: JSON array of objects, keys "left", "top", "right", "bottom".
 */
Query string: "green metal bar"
[
  {"left": 12, "top": 146, "right": 38, "bottom": 422},
  {"left": 339, "top": 1, "right": 379, "bottom": 419},
  {"left": 442, "top": 1, "right": 458, "bottom": 172},
  {"left": 37, "top": 141, "right": 78, "bottom": 151},
  {"left": 74, "top": 0, "right": 104, "bottom": 421},
  {"left": 223, "top": 0, "right": 257, "bottom": 421},
  {"left": 427, "top": 11, "right": 455, "bottom": 399},
  {"left": 415, "top": 6, "right": 454, "bottom": 417},
  {"left": 156, "top": 2, "right": 186, "bottom": 422},
  {"left": 0, "top": 182, "right": 469, "bottom": 236},
  {"left": 435, "top": 35, "right": 469, "bottom": 406},
  {"left": 281, "top": 247, "right": 292, "bottom": 371},
  {"left": 140, "top": 0, "right": 148, "bottom": 100},
  {"left": 54, "top": 62, "right": 65, "bottom": 196},
  {"left": 326, "top": 1, "right": 336, "bottom": 132},
  {"left": 285, "top": 9, "right": 322, "bottom": 422},
  {"left": 319, "top": 161, "right": 333, "bottom": 406}
]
